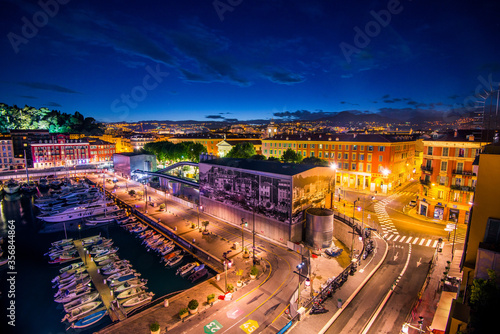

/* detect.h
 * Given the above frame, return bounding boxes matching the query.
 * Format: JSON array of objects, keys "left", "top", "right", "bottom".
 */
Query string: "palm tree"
[{"left": 201, "top": 220, "right": 210, "bottom": 232}]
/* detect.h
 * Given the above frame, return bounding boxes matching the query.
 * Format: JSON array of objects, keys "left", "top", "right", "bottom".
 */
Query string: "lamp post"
[
  {"left": 329, "top": 163, "right": 337, "bottom": 209},
  {"left": 294, "top": 262, "right": 308, "bottom": 308},
  {"left": 351, "top": 198, "right": 360, "bottom": 260},
  {"left": 223, "top": 250, "right": 232, "bottom": 293},
  {"left": 240, "top": 218, "right": 248, "bottom": 252},
  {"left": 144, "top": 181, "right": 148, "bottom": 213},
  {"left": 197, "top": 205, "right": 203, "bottom": 229},
  {"left": 164, "top": 189, "right": 169, "bottom": 213}
]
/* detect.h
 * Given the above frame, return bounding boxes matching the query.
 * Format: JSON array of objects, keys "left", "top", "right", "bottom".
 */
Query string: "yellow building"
[
  {"left": 90, "top": 135, "right": 133, "bottom": 153},
  {"left": 262, "top": 133, "right": 417, "bottom": 194}
]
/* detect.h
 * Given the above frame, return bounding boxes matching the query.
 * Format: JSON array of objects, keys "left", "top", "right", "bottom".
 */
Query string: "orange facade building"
[{"left": 417, "top": 130, "right": 489, "bottom": 224}]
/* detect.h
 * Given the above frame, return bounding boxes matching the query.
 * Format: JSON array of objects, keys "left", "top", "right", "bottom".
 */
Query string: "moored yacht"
[{"left": 4, "top": 179, "right": 20, "bottom": 194}]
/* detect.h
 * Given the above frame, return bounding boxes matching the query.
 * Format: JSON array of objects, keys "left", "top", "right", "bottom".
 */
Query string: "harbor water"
[{"left": 0, "top": 192, "right": 212, "bottom": 334}]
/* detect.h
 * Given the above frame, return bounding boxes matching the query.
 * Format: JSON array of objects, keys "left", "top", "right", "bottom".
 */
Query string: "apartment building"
[
  {"left": 262, "top": 133, "right": 418, "bottom": 194},
  {"left": 0, "top": 134, "right": 24, "bottom": 170},
  {"left": 417, "top": 130, "right": 489, "bottom": 224},
  {"left": 87, "top": 138, "right": 116, "bottom": 164},
  {"left": 31, "top": 134, "right": 90, "bottom": 168}
]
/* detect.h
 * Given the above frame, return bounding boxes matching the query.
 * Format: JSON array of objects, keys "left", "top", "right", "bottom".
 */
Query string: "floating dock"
[{"left": 74, "top": 239, "right": 126, "bottom": 322}]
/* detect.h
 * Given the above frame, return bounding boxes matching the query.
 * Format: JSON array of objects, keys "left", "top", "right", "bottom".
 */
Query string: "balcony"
[
  {"left": 420, "top": 179, "right": 431, "bottom": 186},
  {"left": 452, "top": 170, "right": 475, "bottom": 176},
  {"left": 421, "top": 165, "right": 433, "bottom": 174},
  {"left": 450, "top": 185, "right": 475, "bottom": 192}
]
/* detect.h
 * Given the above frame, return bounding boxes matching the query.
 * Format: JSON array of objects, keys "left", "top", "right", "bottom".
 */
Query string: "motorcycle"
[{"left": 310, "top": 304, "right": 329, "bottom": 314}]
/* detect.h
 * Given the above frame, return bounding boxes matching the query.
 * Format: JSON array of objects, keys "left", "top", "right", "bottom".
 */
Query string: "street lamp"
[
  {"left": 351, "top": 198, "right": 360, "bottom": 260},
  {"left": 197, "top": 205, "right": 203, "bottom": 229},
  {"left": 329, "top": 163, "right": 337, "bottom": 209},
  {"left": 223, "top": 251, "right": 232, "bottom": 293},
  {"left": 164, "top": 189, "right": 169, "bottom": 213},
  {"left": 240, "top": 218, "right": 248, "bottom": 252},
  {"left": 294, "top": 262, "right": 307, "bottom": 308}
]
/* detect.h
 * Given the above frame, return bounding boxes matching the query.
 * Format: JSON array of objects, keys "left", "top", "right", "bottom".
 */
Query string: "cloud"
[
  {"left": 205, "top": 115, "right": 225, "bottom": 119},
  {"left": 17, "top": 82, "right": 81, "bottom": 94},
  {"left": 273, "top": 109, "right": 335, "bottom": 120},
  {"left": 262, "top": 69, "right": 305, "bottom": 85},
  {"left": 44, "top": 102, "right": 62, "bottom": 107}
]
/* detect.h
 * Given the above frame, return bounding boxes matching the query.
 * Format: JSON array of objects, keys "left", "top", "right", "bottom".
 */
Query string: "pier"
[{"left": 74, "top": 238, "right": 126, "bottom": 322}]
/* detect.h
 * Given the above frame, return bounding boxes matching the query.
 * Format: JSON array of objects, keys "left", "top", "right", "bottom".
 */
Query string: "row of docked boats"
[
  {"left": 48, "top": 237, "right": 108, "bottom": 330},
  {"left": 1, "top": 177, "right": 73, "bottom": 195},
  {"left": 121, "top": 219, "right": 208, "bottom": 283}
]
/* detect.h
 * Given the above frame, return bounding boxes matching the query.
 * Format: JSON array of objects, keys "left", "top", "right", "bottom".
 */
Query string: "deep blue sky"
[{"left": 1, "top": 0, "right": 499, "bottom": 123}]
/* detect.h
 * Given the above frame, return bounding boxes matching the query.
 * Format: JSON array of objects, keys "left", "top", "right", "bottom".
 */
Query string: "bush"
[
  {"left": 149, "top": 322, "right": 160, "bottom": 331},
  {"left": 188, "top": 299, "right": 199, "bottom": 310},
  {"left": 128, "top": 189, "right": 136, "bottom": 196},
  {"left": 207, "top": 293, "right": 215, "bottom": 301},
  {"left": 226, "top": 283, "right": 234, "bottom": 292},
  {"left": 179, "top": 308, "right": 188, "bottom": 317},
  {"left": 159, "top": 203, "right": 166, "bottom": 210},
  {"left": 250, "top": 266, "right": 259, "bottom": 276}
]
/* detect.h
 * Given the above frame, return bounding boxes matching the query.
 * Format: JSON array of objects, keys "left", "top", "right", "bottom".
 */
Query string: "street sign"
[
  {"left": 240, "top": 319, "right": 259, "bottom": 333},
  {"left": 204, "top": 320, "right": 223, "bottom": 333}
]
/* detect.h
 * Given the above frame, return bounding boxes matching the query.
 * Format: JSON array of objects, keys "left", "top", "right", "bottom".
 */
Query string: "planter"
[
  {"left": 250, "top": 274, "right": 256, "bottom": 280},
  {"left": 151, "top": 329, "right": 160, "bottom": 334},
  {"left": 189, "top": 307, "right": 198, "bottom": 315},
  {"left": 207, "top": 297, "right": 215, "bottom": 305},
  {"left": 237, "top": 280, "right": 243, "bottom": 287},
  {"left": 243, "top": 252, "right": 249, "bottom": 258},
  {"left": 179, "top": 312, "right": 188, "bottom": 320}
]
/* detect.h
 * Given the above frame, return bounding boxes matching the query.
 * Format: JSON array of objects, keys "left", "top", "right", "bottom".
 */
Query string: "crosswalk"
[
  {"left": 374, "top": 193, "right": 401, "bottom": 236},
  {"left": 382, "top": 234, "right": 440, "bottom": 248}
]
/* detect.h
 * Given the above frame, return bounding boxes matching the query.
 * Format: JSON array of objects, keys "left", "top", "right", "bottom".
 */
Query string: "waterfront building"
[
  {"left": 0, "top": 134, "right": 24, "bottom": 170},
  {"left": 417, "top": 130, "right": 489, "bottom": 224},
  {"left": 87, "top": 138, "right": 116, "bottom": 164},
  {"left": 31, "top": 133, "right": 90, "bottom": 168},
  {"left": 262, "top": 133, "right": 418, "bottom": 194},
  {"left": 10, "top": 129, "right": 51, "bottom": 167},
  {"left": 199, "top": 158, "right": 334, "bottom": 243}
]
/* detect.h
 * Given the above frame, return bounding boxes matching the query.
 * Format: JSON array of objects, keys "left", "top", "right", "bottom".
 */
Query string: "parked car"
[{"left": 409, "top": 200, "right": 417, "bottom": 207}]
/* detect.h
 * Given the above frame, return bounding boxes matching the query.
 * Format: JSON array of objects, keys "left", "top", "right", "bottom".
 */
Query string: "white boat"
[
  {"left": 99, "top": 259, "right": 129, "bottom": 271},
  {"left": 55, "top": 272, "right": 89, "bottom": 287},
  {"left": 94, "top": 253, "right": 119, "bottom": 264},
  {"left": 56, "top": 277, "right": 92, "bottom": 293},
  {"left": 4, "top": 179, "right": 20, "bottom": 194},
  {"left": 54, "top": 287, "right": 92, "bottom": 303},
  {"left": 166, "top": 254, "right": 184, "bottom": 267},
  {"left": 106, "top": 269, "right": 137, "bottom": 282},
  {"left": 86, "top": 211, "right": 127, "bottom": 225},
  {"left": 52, "top": 267, "right": 86, "bottom": 283},
  {"left": 70, "top": 309, "right": 107, "bottom": 329},
  {"left": 109, "top": 274, "right": 141, "bottom": 287},
  {"left": 102, "top": 263, "right": 132, "bottom": 276},
  {"left": 176, "top": 262, "right": 198, "bottom": 276},
  {"left": 159, "top": 244, "right": 175, "bottom": 256},
  {"left": 62, "top": 301, "right": 102, "bottom": 322},
  {"left": 37, "top": 201, "right": 120, "bottom": 223},
  {"left": 60, "top": 262, "right": 84, "bottom": 274},
  {"left": 116, "top": 287, "right": 145, "bottom": 300},
  {"left": 51, "top": 238, "right": 74, "bottom": 247},
  {"left": 63, "top": 291, "right": 100, "bottom": 312},
  {"left": 121, "top": 292, "right": 154, "bottom": 307},
  {"left": 112, "top": 279, "right": 148, "bottom": 293}
]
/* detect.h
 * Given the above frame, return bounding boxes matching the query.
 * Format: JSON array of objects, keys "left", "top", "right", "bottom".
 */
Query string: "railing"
[
  {"left": 420, "top": 179, "right": 431, "bottom": 186},
  {"left": 450, "top": 185, "right": 475, "bottom": 192},
  {"left": 420, "top": 165, "right": 433, "bottom": 173},
  {"left": 452, "top": 170, "right": 475, "bottom": 176}
]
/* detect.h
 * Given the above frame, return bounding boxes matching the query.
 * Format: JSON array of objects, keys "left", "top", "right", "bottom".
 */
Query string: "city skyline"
[{"left": 1, "top": 0, "right": 499, "bottom": 123}]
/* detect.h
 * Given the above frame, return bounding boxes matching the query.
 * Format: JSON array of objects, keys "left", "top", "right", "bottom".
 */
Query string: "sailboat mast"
[{"left": 24, "top": 149, "right": 29, "bottom": 183}]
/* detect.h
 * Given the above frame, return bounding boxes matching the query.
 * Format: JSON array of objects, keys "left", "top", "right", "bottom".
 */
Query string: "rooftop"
[
  {"left": 200, "top": 158, "right": 321, "bottom": 176},
  {"left": 262, "top": 133, "right": 418, "bottom": 143}
]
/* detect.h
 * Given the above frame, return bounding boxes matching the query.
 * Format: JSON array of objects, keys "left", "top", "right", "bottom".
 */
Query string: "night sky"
[{"left": 1, "top": 0, "right": 499, "bottom": 123}]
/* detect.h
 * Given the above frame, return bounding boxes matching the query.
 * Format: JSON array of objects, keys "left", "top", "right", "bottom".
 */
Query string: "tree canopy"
[
  {"left": 226, "top": 142, "right": 256, "bottom": 159},
  {"left": 143, "top": 140, "right": 207, "bottom": 165},
  {"left": 0, "top": 103, "right": 104, "bottom": 135},
  {"left": 281, "top": 148, "right": 303, "bottom": 163},
  {"left": 301, "top": 156, "right": 329, "bottom": 166}
]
